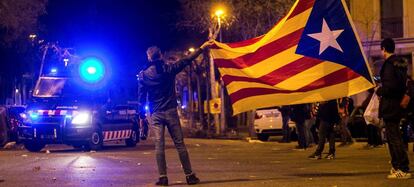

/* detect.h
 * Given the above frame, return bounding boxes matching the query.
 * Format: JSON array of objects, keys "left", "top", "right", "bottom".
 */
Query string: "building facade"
[{"left": 347, "top": 0, "right": 414, "bottom": 105}]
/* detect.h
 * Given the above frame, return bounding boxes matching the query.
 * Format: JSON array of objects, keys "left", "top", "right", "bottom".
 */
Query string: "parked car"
[
  {"left": 0, "top": 105, "right": 26, "bottom": 146},
  {"left": 6, "top": 105, "right": 26, "bottom": 142},
  {"left": 254, "top": 108, "right": 296, "bottom": 141}
]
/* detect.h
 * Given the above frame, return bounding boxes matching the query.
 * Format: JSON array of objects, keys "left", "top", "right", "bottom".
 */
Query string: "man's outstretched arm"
[{"left": 165, "top": 40, "right": 215, "bottom": 75}]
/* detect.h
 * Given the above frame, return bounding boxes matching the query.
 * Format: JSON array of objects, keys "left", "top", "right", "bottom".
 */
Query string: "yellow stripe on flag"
[
  {"left": 217, "top": 46, "right": 302, "bottom": 78},
  {"left": 274, "top": 61, "right": 345, "bottom": 90},
  {"left": 232, "top": 76, "right": 372, "bottom": 114}
]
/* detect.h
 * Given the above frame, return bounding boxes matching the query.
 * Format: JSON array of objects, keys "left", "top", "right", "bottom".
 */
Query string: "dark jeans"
[
  {"left": 295, "top": 121, "right": 306, "bottom": 148},
  {"left": 384, "top": 120, "right": 410, "bottom": 172},
  {"left": 315, "top": 120, "right": 335, "bottom": 155},
  {"left": 282, "top": 116, "right": 290, "bottom": 142},
  {"left": 150, "top": 108, "right": 193, "bottom": 176},
  {"left": 339, "top": 116, "right": 353, "bottom": 143},
  {"left": 367, "top": 124, "right": 382, "bottom": 146}
]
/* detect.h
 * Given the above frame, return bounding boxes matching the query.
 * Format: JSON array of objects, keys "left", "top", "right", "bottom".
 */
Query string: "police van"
[{"left": 18, "top": 57, "right": 147, "bottom": 152}]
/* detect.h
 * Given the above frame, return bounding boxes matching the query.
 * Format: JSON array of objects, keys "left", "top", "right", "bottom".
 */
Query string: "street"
[{"left": 1, "top": 138, "right": 414, "bottom": 187}]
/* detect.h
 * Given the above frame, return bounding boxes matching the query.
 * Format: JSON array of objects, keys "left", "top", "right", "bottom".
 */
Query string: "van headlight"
[{"left": 71, "top": 112, "right": 91, "bottom": 125}]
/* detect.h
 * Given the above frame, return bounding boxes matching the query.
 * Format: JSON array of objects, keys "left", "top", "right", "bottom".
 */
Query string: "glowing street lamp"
[
  {"left": 214, "top": 7, "right": 225, "bottom": 42},
  {"left": 188, "top": 47, "right": 195, "bottom": 53}
]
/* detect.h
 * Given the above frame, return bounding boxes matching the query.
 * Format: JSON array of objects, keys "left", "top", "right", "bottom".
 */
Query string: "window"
[{"left": 380, "top": 0, "right": 403, "bottom": 38}]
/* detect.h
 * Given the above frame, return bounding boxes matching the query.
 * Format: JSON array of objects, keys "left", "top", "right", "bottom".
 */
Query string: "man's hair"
[
  {"left": 146, "top": 46, "right": 162, "bottom": 61},
  {"left": 381, "top": 38, "right": 395, "bottom": 53}
]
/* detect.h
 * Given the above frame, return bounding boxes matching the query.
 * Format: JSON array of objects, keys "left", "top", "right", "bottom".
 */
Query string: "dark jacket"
[
  {"left": 404, "top": 78, "right": 414, "bottom": 117},
  {"left": 279, "top": 106, "right": 291, "bottom": 117},
  {"left": 138, "top": 49, "right": 203, "bottom": 114},
  {"left": 290, "top": 104, "right": 311, "bottom": 124},
  {"left": 377, "top": 55, "right": 408, "bottom": 121},
  {"left": 318, "top": 100, "right": 340, "bottom": 124}
]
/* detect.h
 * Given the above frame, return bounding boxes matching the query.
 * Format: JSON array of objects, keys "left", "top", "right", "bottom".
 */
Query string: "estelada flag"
[{"left": 211, "top": 0, "right": 375, "bottom": 115}]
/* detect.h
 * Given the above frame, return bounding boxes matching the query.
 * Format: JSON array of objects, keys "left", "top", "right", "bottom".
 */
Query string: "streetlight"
[
  {"left": 214, "top": 8, "right": 225, "bottom": 42},
  {"left": 188, "top": 47, "right": 195, "bottom": 53}
]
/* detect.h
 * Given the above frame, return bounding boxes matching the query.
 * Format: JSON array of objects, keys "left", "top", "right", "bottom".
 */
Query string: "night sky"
[{"left": 41, "top": 0, "right": 205, "bottom": 78}]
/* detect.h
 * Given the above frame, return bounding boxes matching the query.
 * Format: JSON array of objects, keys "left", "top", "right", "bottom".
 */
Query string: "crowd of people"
[
  {"left": 137, "top": 36, "right": 414, "bottom": 185},
  {"left": 278, "top": 38, "right": 414, "bottom": 179}
]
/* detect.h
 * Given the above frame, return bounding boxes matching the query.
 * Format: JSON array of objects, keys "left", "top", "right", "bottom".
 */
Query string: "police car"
[{"left": 18, "top": 57, "right": 145, "bottom": 152}]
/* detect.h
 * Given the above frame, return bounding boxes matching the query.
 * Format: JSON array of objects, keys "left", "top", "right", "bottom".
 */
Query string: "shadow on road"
[
  {"left": 168, "top": 178, "right": 286, "bottom": 186},
  {"left": 44, "top": 143, "right": 178, "bottom": 154},
  {"left": 291, "top": 171, "right": 388, "bottom": 178}
]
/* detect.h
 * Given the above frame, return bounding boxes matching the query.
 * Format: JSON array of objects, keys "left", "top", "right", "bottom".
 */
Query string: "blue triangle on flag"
[{"left": 296, "top": 0, "right": 372, "bottom": 83}]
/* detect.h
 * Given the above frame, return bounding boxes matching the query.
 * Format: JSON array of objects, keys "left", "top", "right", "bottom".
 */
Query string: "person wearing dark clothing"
[
  {"left": 290, "top": 104, "right": 309, "bottom": 149},
  {"left": 279, "top": 106, "right": 291, "bottom": 143},
  {"left": 376, "top": 38, "right": 410, "bottom": 179},
  {"left": 308, "top": 100, "right": 339, "bottom": 160},
  {"left": 337, "top": 97, "right": 354, "bottom": 146},
  {"left": 401, "top": 77, "right": 414, "bottom": 151},
  {"left": 138, "top": 41, "right": 214, "bottom": 186},
  {"left": 361, "top": 89, "right": 383, "bottom": 148}
]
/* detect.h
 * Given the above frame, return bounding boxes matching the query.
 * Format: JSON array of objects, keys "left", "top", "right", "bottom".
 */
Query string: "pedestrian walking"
[
  {"left": 401, "top": 77, "right": 414, "bottom": 151},
  {"left": 138, "top": 40, "right": 214, "bottom": 186},
  {"left": 279, "top": 106, "right": 292, "bottom": 143},
  {"left": 308, "top": 99, "right": 340, "bottom": 160},
  {"left": 337, "top": 97, "right": 354, "bottom": 146},
  {"left": 304, "top": 104, "right": 315, "bottom": 147},
  {"left": 376, "top": 38, "right": 411, "bottom": 179},
  {"left": 290, "top": 104, "right": 308, "bottom": 150},
  {"left": 361, "top": 88, "right": 383, "bottom": 149}
]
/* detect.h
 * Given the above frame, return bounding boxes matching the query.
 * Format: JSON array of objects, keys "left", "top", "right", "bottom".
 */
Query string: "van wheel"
[
  {"left": 24, "top": 141, "right": 45, "bottom": 152},
  {"left": 126, "top": 129, "right": 139, "bottom": 147},
  {"left": 85, "top": 128, "right": 103, "bottom": 151},
  {"left": 257, "top": 134, "right": 269, "bottom": 141}
]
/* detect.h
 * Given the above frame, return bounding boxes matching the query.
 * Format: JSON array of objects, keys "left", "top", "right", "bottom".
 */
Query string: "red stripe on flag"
[
  {"left": 287, "top": 0, "right": 315, "bottom": 19},
  {"left": 214, "top": 28, "right": 304, "bottom": 69},
  {"left": 222, "top": 57, "right": 323, "bottom": 86},
  {"left": 213, "top": 0, "right": 314, "bottom": 50},
  {"left": 229, "top": 68, "right": 361, "bottom": 104},
  {"left": 226, "top": 36, "right": 264, "bottom": 48}
]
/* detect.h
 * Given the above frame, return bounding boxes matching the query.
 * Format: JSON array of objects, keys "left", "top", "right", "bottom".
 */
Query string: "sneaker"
[
  {"left": 155, "top": 176, "right": 168, "bottom": 186},
  {"left": 186, "top": 174, "right": 200, "bottom": 185},
  {"left": 325, "top": 153, "right": 335, "bottom": 160},
  {"left": 390, "top": 167, "right": 397, "bottom": 175},
  {"left": 387, "top": 170, "right": 412, "bottom": 179},
  {"left": 308, "top": 153, "right": 322, "bottom": 160}
]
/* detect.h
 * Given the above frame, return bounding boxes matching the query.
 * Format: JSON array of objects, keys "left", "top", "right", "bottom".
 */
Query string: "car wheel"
[
  {"left": 126, "top": 129, "right": 139, "bottom": 147},
  {"left": 86, "top": 128, "right": 103, "bottom": 151},
  {"left": 257, "top": 134, "right": 269, "bottom": 141},
  {"left": 24, "top": 141, "right": 45, "bottom": 152}
]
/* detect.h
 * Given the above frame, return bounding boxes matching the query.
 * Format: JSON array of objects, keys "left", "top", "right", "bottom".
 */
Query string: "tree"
[
  {"left": 0, "top": 0, "right": 47, "bottom": 45},
  {"left": 178, "top": 0, "right": 294, "bottom": 41},
  {"left": 178, "top": 0, "right": 295, "bottom": 137},
  {"left": 0, "top": 0, "right": 48, "bottom": 104}
]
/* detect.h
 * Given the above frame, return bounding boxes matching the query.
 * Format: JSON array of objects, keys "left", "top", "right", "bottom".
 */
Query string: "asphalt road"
[{"left": 1, "top": 138, "right": 414, "bottom": 187}]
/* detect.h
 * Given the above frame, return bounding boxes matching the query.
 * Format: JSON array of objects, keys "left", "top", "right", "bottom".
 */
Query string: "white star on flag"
[{"left": 308, "top": 18, "right": 344, "bottom": 55}]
